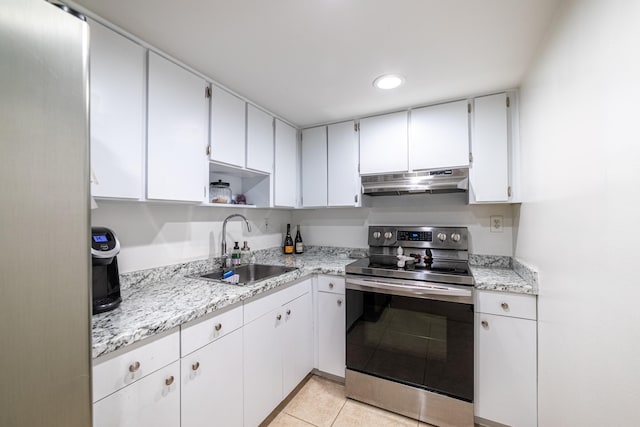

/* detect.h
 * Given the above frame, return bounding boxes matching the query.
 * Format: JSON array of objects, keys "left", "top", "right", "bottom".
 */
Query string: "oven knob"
[
  {"left": 372, "top": 231, "right": 381, "bottom": 239},
  {"left": 437, "top": 232, "right": 447, "bottom": 242},
  {"left": 384, "top": 231, "right": 393, "bottom": 239},
  {"left": 451, "top": 233, "right": 461, "bottom": 242}
]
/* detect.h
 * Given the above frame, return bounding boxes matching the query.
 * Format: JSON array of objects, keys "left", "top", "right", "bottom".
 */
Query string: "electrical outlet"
[{"left": 490, "top": 215, "right": 504, "bottom": 233}]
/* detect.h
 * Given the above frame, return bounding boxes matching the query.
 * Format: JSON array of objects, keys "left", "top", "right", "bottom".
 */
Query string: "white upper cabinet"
[
  {"left": 328, "top": 121, "right": 360, "bottom": 207},
  {"left": 410, "top": 100, "right": 470, "bottom": 171},
  {"left": 301, "top": 126, "right": 327, "bottom": 207},
  {"left": 89, "top": 20, "right": 145, "bottom": 199},
  {"left": 210, "top": 86, "right": 246, "bottom": 168},
  {"left": 147, "top": 52, "right": 208, "bottom": 202},
  {"left": 470, "top": 92, "right": 512, "bottom": 203},
  {"left": 359, "top": 111, "right": 408, "bottom": 174},
  {"left": 274, "top": 119, "right": 297, "bottom": 207},
  {"left": 246, "top": 105, "right": 274, "bottom": 173}
]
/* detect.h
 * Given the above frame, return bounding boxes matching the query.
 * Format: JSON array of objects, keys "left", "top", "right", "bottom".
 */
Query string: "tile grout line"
[{"left": 329, "top": 397, "right": 349, "bottom": 427}]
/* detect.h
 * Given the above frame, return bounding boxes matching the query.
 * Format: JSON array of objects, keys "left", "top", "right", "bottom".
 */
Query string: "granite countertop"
[
  {"left": 91, "top": 247, "right": 358, "bottom": 359},
  {"left": 92, "top": 248, "right": 538, "bottom": 359}
]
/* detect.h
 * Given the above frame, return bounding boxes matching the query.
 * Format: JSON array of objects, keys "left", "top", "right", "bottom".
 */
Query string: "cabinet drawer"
[
  {"left": 244, "top": 279, "right": 311, "bottom": 324},
  {"left": 93, "top": 360, "right": 180, "bottom": 427},
  {"left": 181, "top": 304, "right": 243, "bottom": 356},
  {"left": 93, "top": 330, "right": 180, "bottom": 402},
  {"left": 317, "top": 275, "right": 345, "bottom": 294},
  {"left": 476, "top": 291, "right": 536, "bottom": 320}
]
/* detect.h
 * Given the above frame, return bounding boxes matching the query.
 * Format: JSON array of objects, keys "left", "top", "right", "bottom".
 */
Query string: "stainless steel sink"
[{"left": 197, "top": 264, "right": 297, "bottom": 285}]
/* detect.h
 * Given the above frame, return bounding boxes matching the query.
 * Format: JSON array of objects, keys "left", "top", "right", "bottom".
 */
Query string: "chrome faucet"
[{"left": 221, "top": 214, "right": 251, "bottom": 263}]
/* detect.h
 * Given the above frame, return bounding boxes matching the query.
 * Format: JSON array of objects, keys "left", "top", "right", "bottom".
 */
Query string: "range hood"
[{"left": 361, "top": 168, "right": 468, "bottom": 196}]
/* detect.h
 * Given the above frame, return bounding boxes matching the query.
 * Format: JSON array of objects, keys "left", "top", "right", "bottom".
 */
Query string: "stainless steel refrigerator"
[{"left": 0, "top": 0, "right": 92, "bottom": 425}]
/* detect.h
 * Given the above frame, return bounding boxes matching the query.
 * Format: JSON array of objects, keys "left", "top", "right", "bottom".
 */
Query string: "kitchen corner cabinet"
[
  {"left": 89, "top": 20, "right": 145, "bottom": 200},
  {"left": 328, "top": 121, "right": 360, "bottom": 207},
  {"left": 147, "top": 52, "right": 208, "bottom": 202},
  {"left": 359, "top": 111, "right": 409, "bottom": 175},
  {"left": 274, "top": 119, "right": 298, "bottom": 207},
  {"left": 247, "top": 105, "right": 274, "bottom": 174},
  {"left": 475, "top": 291, "right": 537, "bottom": 427},
  {"left": 410, "top": 100, "right": 470, "bottom": 171},
  {"left": 301, "top": 126, "right": 328, "bottom": 207},
  {"left": 210, "top": 85, "right": 246, "bottom": 168},
  {"left": 243, "top": 280, "right": 313, "bottom": 426},
  {"left": 315, "top": 275, "right": 346, "bottom": 378},
  {"left": 469, "top": 92, "right": 516, "bottom": 203}
]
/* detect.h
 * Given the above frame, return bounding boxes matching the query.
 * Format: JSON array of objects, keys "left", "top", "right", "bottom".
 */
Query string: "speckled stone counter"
[
  {"left": 470, "top": 255, "right": 538, "bottom": 295},
  {"left": 91, "top": 247, "right": 360, "bottom": 359}
]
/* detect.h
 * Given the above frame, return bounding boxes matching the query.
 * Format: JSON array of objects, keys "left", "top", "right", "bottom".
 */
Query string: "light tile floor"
[{"left": 266, "top": 375, "right": 433, "bottom": 427}]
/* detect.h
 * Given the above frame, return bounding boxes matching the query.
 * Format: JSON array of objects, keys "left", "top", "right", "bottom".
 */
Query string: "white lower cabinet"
[
  {"left": 244, "top": 280, "right": 313, "bottom": 426},
  {"left": 181, "top": 328, "right": 243, "bottom": 427},
  {"left": 315, "top": 275, "right": 345, "bottom": 378},
  {"left": 93, "top": 361, "right": 180, "bottom": 427},
  {"left": 475, "top": 291, "right": 537, "bottom": 427}
]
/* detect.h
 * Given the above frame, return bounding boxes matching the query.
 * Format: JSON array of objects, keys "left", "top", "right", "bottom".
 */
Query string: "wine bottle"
[
  {"left": 283, "top": 224, "right": 294, "bottom": 254},
  {"left": 294, "top": 224, "right": 304, "bottom": 254}
]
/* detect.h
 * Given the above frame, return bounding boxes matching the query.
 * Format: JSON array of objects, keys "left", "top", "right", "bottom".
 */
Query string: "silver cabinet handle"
[
  {"left": 129, "top": 361, "right": 140, "bottom": 372},
  {"left": 286, "top": 309, "right": 291, "bottom": 315},
  {"left": 329, "top": 283, "right": 334, "bottom": 289},
  {"left": 501, "top": 302, "right": 509, "bottom": 310},
  {"left": 276, "top": 314, "right": 282, "bottom": 320},
  {"left": 214, "top": 323, "right": 222, "bottom": 331},
  {"left": 481, "top": 320, "right": 489, "bottom": 328},
  {"left": 192, "top": 362, "right": 200, "bottom": 371},
  {"left": 165, "top": 375, "right": 175, "bottom": 386},
  {"left": 337, "top": 299, "right": 343, "bottom": 306}
]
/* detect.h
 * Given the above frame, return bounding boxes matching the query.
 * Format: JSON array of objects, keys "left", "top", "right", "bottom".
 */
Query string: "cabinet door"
[
  {"left": 410, "top": 100, "right": 470, "bottom": 171},
  {"left": 282, "top": 291, "right": 313, "bottom": 396},
  {"left": 93, "top": 361, "right": 180, "bottom": 427},
  {"left": 301, "top": 126, "right": 327, "bottom": 207},
  {"left": 328, "top": 121, "right": 359, "bottom": 207},
  {"left": 274, "top": 119, "right": 297, "bottom": 207},
  {"left": 359, "top": 111, "right": 408, "bottom": 174},
  {"left": 147, "top": 52, "right": 208, "bottom": 202},
  {"left": 181, "top": 329, "right": 243, "bottom": 427},
  {"left": 470, "top": 93, "right": 510, "bottom": 202},
  {"left": 89, "top": 20, "right": 144, "bottom": 199},
  {"left": 475, "top": 313, "right": 537, "bottom": 427},
  {"left": 247, "top": 105, "right": 274, "bottom": 173},
  {"left": 210, "top": 86, "right": 246, "bottom": 168},
  {"left": 244, "top": 307, "right": 283, "bottom": 427},
  {"left": 317, "top": 292, "right": 345, "bottom": 378}
]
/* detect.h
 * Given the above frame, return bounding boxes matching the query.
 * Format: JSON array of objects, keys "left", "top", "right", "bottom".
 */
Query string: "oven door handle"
[{"left": 345, "top": 277, "right": 473, "bottom": 303}]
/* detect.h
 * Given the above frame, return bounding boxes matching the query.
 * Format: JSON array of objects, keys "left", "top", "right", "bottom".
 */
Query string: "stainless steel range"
[{"left": 345, "top": 226, "right": 475, "bottom": 427}]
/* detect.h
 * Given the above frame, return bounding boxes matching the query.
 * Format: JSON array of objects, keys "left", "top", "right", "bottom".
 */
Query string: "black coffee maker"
[{"left": 91, "top": 226, "right": 122, "bottom": 314}]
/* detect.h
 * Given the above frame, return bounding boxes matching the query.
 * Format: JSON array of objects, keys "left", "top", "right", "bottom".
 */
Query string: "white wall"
[
  {"left": 516, "top": 0, "right": 640, "bottom": 425},
  {"left": 91, "top": 201, "right": 292, "bottom": 272},
  {"left": 293, "top": 193, "right": 515, "bottom": 255}
]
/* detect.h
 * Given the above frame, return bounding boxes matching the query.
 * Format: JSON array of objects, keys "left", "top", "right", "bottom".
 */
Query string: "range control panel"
[{"left": 369, "top": 226, "right": 468, "bottom": 250}]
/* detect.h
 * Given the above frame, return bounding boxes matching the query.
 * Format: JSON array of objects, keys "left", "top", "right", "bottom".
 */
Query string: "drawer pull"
[
  {"left": 214, "top": 323, "right": 222, "bottom": 331},
  {"left": 501, "top": 302, "right": 509, "bottom": 310},
  {"left": 337, "top": 299, "right": 343, "bottom": 306},
  {"left": 192, "top": 362, "right": 200, "bottom": 371},
  {"left": 128, "top": 361, "right": 141, "bottom": 373},
  {"left": 329, "top": 283, "right": 334, "bottom": 289},
  {"left": 276, "top": 314, "right": 282, "bottom": 320},
  {"left": 286, "top": 309, "right": 291, "bottom": 316},
  {"left": 165, "top": 375, "right": 175, "bottom": 386},
  {"left": 481, "top": 320, "right": 489, "bottom": 328}
]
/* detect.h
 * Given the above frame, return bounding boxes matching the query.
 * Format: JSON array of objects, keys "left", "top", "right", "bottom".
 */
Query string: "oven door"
[{"left": 345, "top": 275, "right": 474, "bottom": 403}]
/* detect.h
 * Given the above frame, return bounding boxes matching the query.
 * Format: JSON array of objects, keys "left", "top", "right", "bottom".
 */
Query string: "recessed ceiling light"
[{"left": 373, "top": 74, "right": 405, "bottom": 90}]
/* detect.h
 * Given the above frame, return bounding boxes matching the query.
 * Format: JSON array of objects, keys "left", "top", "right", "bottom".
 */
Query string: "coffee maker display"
[{"left": 91, "top": 226, "right": 122, "bottom": 314}]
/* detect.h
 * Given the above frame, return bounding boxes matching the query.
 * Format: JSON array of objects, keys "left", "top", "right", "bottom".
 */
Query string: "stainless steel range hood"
[{"left": 361, "top": 168, "right": 468, "bottom": 196}]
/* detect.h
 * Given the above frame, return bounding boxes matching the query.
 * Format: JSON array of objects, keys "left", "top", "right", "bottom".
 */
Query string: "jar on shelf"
[{"left": 210, "top": 180, "right": 232, "bottom": 204}]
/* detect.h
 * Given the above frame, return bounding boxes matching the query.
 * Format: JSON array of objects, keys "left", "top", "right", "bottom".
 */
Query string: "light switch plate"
[{"left": 490, "top": 215, "right": 504, "bottom": 233}]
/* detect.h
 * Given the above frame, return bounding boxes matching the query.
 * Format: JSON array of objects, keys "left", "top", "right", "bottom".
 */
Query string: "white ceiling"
[{"left": 73, "top": 0, "right": 560, "bottom": 127}]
